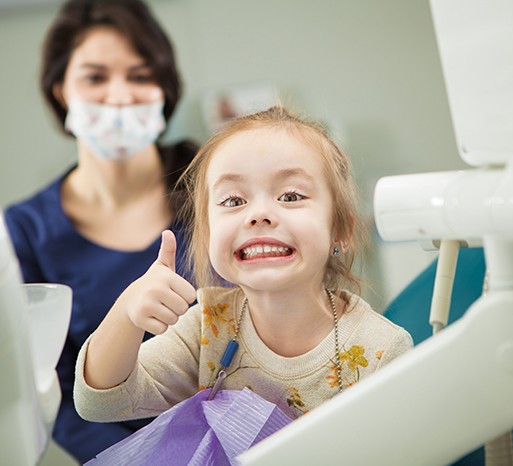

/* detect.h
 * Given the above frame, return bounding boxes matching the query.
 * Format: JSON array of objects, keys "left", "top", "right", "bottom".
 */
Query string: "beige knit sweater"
[{"left": 74, "top": 286, "right": 412, "bottom": 422}]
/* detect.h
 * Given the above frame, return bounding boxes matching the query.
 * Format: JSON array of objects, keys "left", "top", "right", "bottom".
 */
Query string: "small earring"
[{"left": 333, "top": 246, "right": 341, "bottom": 257}]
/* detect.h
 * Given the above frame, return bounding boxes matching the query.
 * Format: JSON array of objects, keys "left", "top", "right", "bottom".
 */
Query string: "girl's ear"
[
  {"left": 333, "top": 217, "right": 354, "bottom": 252},
  {"left": 52, "top": 83, "right": 67, "bottom": 109},
  {"left": 331, "top": 239, "right": 348, "bottom": 255}
]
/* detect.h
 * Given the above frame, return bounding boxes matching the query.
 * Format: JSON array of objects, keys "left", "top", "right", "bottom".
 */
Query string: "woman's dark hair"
[{"left": 40, "top": 0, "right": 181, "bottom": 132}]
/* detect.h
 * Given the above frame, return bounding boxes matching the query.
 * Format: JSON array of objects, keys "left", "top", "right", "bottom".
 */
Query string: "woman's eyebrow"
[
  {"left": 78, "top": 63, "right": 150, "bottom": 72},
  {"left": 79, "top": 63, "right": 107, "bottom": 71},
  {"left": 127, "top": 63, "right": 152, "bottom": 72}
]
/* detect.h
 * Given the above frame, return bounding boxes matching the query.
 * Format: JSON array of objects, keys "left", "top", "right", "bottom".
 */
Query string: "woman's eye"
[
  {"left": 219, "top": 197, "right": 246, "bottom": 207},
  {"left": 129, "top": 74, "right": 155, "bottom": 84},
  {"left": 84, "top": 74, "right": 106, "bottom": 84},
  {"left": 278, "top": 192, "right": 304, "bottom": 202}
]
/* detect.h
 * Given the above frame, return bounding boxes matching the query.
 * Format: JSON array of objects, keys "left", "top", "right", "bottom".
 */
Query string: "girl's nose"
[
  {"left": 250, "top": 217, "right": 272, "bottom": 226},
  {"left": 246, "top": 204, "right": 274, "bottom": 227}
]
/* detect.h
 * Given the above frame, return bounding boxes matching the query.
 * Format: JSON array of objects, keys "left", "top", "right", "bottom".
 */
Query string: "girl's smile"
[{"left": 236, "top": 237, "right": 295, "bottom": 262}]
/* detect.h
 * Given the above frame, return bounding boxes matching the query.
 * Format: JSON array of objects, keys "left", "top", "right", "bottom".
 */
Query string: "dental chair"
[{"left": 384, "top": 248, "right": 487, "bottom": 465}]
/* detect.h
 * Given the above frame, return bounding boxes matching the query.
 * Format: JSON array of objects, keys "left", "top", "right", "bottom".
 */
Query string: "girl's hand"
[{"left": 117, "top": 230, "right": 197, "bottom": 335}]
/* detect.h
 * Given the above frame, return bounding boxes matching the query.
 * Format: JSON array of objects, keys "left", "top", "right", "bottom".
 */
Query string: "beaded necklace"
[{"left": 208, "top": 288, "right": 343, "bottom": 400}]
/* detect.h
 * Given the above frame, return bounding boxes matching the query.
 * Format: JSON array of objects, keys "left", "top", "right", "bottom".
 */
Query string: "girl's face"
[
  {"left": 207, "top": 127, "right": 335, "bottom": 294},
  {"left": 57, "top": 26, "right": 163, "bottom": 106}
]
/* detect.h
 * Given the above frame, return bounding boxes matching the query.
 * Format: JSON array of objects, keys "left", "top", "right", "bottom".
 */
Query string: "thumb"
[{"left": 157, "top": 230, "right": 177, "bottom": 272}]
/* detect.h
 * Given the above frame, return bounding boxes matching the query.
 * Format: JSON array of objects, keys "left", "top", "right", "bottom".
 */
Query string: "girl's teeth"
[{"left": 241, "top": 244, "right": 292, "bottom": 259}]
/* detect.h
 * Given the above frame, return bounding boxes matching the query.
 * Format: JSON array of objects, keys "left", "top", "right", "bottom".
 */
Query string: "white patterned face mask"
[{"left": 64, "top": 99, "right": 166, "bottom": 161}]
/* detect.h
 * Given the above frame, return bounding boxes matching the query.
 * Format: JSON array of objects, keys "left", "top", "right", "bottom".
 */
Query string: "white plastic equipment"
[
  {"left": 239, "top": 0, "right": 513, "bottom": 464},
  {"left": 0, "top": 214, "right": 71, "bottom": 465}
]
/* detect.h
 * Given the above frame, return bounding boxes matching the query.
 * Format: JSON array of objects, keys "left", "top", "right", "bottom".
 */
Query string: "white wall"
[{"left": 0, "top": 0, "right": 466, "bottom": 308}]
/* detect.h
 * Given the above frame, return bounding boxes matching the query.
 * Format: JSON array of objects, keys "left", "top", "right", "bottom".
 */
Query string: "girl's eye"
[
  {"left": 219, "top": 196, "right": 246, "bottom": 207},
  {"left": 278, "top": 191, "right": 304, "bottom": 202}
]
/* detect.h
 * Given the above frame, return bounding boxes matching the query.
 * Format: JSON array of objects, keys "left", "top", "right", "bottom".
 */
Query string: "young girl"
[{"left": 74, "top": 106, "right": 412, "bottom": 423}]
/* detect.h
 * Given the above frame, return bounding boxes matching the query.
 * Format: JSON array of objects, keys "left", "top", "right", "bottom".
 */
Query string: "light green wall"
[{"left": 0, "top": 0, "right": 464, "bottom": 208}]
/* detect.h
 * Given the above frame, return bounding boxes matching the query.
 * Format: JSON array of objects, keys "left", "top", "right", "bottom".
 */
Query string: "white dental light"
[
  {"left": 239, "top": 0, "right": 513, "bottom": 464},
  {"left": 374, "top": 167, "right": 513, "bottom": 243},
  {"left": 375, "top": 0, "right": 513, "bottom": 245}
]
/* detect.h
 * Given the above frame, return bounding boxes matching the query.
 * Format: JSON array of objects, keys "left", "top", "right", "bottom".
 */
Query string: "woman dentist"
[{"left": 4, "top": 0, "right": 197, "bottom": 462}]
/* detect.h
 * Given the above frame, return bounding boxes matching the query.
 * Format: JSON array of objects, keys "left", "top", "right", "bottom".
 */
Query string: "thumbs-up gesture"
[{"left": 118, "top": 230, "right": 197, "bottom": 335}]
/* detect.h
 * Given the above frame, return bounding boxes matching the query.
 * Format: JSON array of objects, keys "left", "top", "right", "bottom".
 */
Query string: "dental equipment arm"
[
  {"left": 430, "top": 239, "right": 460, "bottom": 334},
  {"left": 239, "top": 0, "right": 513, "bottom": 464}
]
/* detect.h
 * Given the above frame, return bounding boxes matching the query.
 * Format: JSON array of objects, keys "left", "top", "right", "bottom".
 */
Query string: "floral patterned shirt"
[{"left": 74, "top": 287, "right": 413, "bottom": 422}]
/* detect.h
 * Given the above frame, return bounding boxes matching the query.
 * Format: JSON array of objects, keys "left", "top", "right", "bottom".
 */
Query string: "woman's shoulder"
[
  {"left": 6, "top": 179, "right": 58, "bottom": 213},
  {"left": 4, "top": 168, "right": 73, "bottom": 217},
  {"left": 3, "top": 169, "right": 74, "bottom": 241}
]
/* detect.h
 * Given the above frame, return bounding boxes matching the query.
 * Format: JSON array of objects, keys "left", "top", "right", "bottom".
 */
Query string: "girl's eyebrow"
[
  {"left": 211, "top": 173, "right": 244, "bottom": 191},
  {"left": 211, "top": 168, "right": 315, "bottom": 191},
  {"left": 273, "top": 167, "right": 315, "bottom": 183}
]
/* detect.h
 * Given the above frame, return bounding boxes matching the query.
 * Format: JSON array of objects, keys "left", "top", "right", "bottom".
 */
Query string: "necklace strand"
[
  {"left": 208, "top": 288, "right": 343, "bottom": 399},
  {"left": 233, "top": 297, "right": 248, "bottom": 340},
  {"left": 326, "top": 288, "right": 343, "bottom": 392}
]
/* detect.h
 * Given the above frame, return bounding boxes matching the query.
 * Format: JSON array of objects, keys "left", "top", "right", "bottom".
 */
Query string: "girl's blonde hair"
[{"left": 177, "top": 106, "right": 367, "bottom": 293}]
